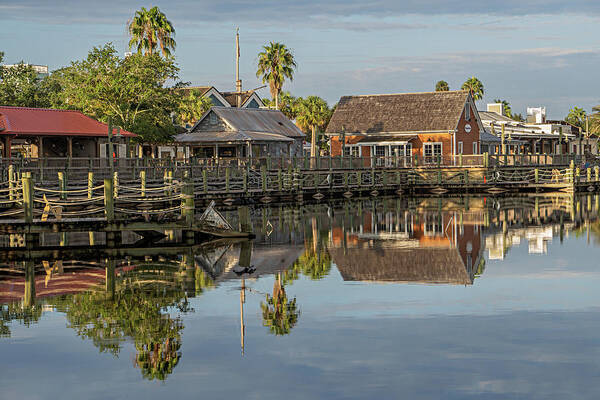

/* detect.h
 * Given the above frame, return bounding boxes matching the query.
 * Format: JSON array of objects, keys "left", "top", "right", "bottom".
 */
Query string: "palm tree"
[
  {"left": 256, "top": 42, "right": 297, "bottom": 109},
  {"left": 461, "top": 77, "right": 484, "bottom": 100},
  {"left": 128, "top": 6, "right": 176, "bottom": 58},
  {"left": 435, "top": 80, "right": 449, "bottom": 91},
  {"left": 565, "top": 107, "right": 587, "bottom": 129},
  {"left": 179, "top": 90, "right": 213, "bottom": 127},
  {"left": 295, "top": 96, "right": 331, "bottom": 168}
]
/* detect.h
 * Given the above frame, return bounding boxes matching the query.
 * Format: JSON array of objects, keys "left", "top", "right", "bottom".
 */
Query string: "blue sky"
[{"left": 1, "top": 0, "right": 599, "bottom": 118}]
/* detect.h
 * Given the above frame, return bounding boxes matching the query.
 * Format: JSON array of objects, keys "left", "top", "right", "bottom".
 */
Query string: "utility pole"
[
  {"left": 235, "top": 28, "right": 242, "bottom": 107},
  {"left": 107, "top": 116, "right": 114, "bottom": 174}
]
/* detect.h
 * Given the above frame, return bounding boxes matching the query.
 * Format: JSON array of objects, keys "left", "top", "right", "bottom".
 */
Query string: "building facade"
[
  {"left": 174, "top": 107, "right": 304, "bottom": 159},
  {"left": 326, "top": 90, "right": 483, "bottom": 166}
]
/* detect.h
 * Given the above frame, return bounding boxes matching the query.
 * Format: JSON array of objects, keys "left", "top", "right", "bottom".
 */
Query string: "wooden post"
[
  {"left": 87, "top": 171, "right": 94, "bottom": 199},
  {"left": 22, "top": 173, "right": 33, "bottom": 223},
  {"left": 8, "top": 164, "right": 14, "bottom": 202},
  {"left": 113, "top": 171, "right": 119, "bottom": 199},
  {"left": 104, "top": 178, "right": 114, "bottom": 223},
  {"left": 595, "top": 166, "right": 599, "bottom": 182},
  {"left": 181, "top": 180, "right": 195, "bottom": 227},
  {"left": 437, "top": 170, "right": 442, "bottom": 184},
  {"left": 58, "top": 171, "right": 66, "bottom": 200},
  {"left": 459, "top": 153, "right": 463, "bottom": 167},
  {"left": 261, "top": 165, "right": 267, "bottom": 192},
  {"left": 278, "top": 168, "right": 282, "bottom": 191},
  {"left": 225, "top": 166, "right": 230, "bottom": 193},
  {"left": 105, "top": 259, "right": 115, "bottom": 301},
  {"left": 464, "top": 170, "right": 469, "bottom": 184},
  {"left": 140, "top": 170, "right": 146, "bottom": 197},
  {"left": 243, "top": 169, "right": 248, "bottom": 194},
  {"left": 238, "top": 206, "right": 252, "bottom": 233},
  {"left": 587, "top": 168, "right": 592, "bottom": 183},
  {"left": 202, "top": 169, "right": 208, "bottom": 194},
  {"left": 535, "top": 168, "right": 539, "bottom": 184},
  {"left": 570, "top": 160, "right": 575, "bottom": 183}
]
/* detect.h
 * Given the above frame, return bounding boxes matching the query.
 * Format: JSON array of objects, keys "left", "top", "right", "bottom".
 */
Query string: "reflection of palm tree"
[
  {"left": 261, "top": 273, "right": 299, "bottom": 335},
  {"left": 135, "top": 336, "right": 182, "bottom": 381}
]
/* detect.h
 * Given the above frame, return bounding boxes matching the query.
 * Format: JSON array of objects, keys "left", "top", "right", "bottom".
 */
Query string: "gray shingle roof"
[
  {"left": 326, "top": 90, "right": 470, "bottom": 134},
  {"left": 210, "top": 107, "right": 304, "bottom": 138}
]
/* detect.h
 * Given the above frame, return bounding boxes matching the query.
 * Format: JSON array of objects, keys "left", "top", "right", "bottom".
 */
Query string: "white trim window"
[
  {"left": 473, "top": 142, "right": 478, "bottom": 154},
  {"left": 343, "top": 145, "right": 360, "bottom": 157},
  {"left": 424, "top": 142, "right": 442, "bottom": 163},
  {"left": 458, "top": 141, "right": 463, "bottom": 155},
  {"left": 465, "top": 103, "right": 471, "bottom": 120}
]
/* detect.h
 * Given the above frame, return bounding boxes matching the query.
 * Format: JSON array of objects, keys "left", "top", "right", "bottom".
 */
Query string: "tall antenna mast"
[{"left": 235, "top": 28, "right": 242, "bottom": 107}]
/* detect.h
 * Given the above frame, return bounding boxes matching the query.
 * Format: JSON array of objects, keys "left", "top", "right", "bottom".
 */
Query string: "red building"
[
  {"left": 0, "top": 106, "right": 136, "bottom": 158},
  {"left": 326, "top": 90, "right": 483, "bottom": 166}
]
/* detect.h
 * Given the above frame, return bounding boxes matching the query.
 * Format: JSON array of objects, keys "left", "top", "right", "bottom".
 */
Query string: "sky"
[{"left": 0, "top": 0, "right": 599, "bottom": 119}]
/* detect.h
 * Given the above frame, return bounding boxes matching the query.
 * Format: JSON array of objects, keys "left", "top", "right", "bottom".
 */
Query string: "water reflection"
[{"left": 1, "top": 194, "right": 599, "bottom": 385}]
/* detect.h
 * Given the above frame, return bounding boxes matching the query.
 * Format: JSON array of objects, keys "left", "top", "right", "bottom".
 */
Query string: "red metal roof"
[{"left": 0, "top": 106, "right": 137, "bottom": 138}]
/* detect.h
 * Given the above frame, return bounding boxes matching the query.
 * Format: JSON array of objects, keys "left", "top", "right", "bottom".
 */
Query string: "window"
[
  {"left": 209, "top": 112, "right": 217, "bottom": 124},
  {"left": 458, "top": 141, "right": 463, "bottom": 155},
  {"left": 424, "top": 213, "right": 443, "bottom": 236},
  {"left": 208, "top": 94, "right": 225, "bottom": 107},
  {"left": 473, "top": 142, "right": 478, "bottom": 154},
  {"left": 424, "top": 142, "right": 442, "bottom": 163},
  {"left": 465, "top": 104, "right": 471, "bottom": 120},
  {"left": 343, "top": 145, "right": 359, "bottom": 157}
]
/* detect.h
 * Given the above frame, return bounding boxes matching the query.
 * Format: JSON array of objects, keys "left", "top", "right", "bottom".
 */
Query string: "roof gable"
[
  {"left": 326, "top": 90, "right": 470, "bottom": 134},
  {"left": 0, "top": 107, "right": 136, "bottom": 137}
]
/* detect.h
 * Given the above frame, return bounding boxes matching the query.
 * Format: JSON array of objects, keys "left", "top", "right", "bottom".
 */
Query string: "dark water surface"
[{"left": 2, "top": 195, "right": 600, "bottom": 399}]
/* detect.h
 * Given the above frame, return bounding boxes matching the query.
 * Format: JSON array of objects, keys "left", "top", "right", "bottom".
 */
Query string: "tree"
[
  {"left": 0, "top": 56, "right": 51, "bottom": 108},
  {"left": 493, "top": 99, "right": 513, "bottom": 118},
  {"left": 435, "top": 80, "right": 449, "bottom": 91},
  {"left": 461, "top": 76, "right": 484, "bottom": 100},
  {"left": 46, "top": 43, "right": 182, "bottom": 142},
  {"left": 295, "top": 96, "right": 332, "bottom": 167},
  {"left": 128, "top": 6, "right": 176, "bottom": 58},
  {"left": 511, "top": 113, "right": 525, "bottom": 122},
  {"left": 256, "top": 42, "right": 297, "bottom": 110},
  {"left": 260, "top": 273, "right": 299, "bottom": 336},
  {"left": 565, "top": 106, "right": 587, "bottom": 129},
  {"left": 592, "top": 105, "right": 600, "bottom": 135},
  {"left": 178, "top": 89, "right": 213, "bottom": 127}
]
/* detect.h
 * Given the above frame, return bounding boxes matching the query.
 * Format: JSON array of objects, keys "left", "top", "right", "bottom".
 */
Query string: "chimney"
[{"left": 487, "top": 103, "right": 504, "bottom": 116}]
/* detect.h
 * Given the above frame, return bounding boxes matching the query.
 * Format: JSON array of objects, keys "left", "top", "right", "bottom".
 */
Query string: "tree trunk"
[
  {"left": 275, "top": 91, "right": 279, "bottom": 110},
  {"left": 310, "top": 125, "right": 317, "bottom": 169}
]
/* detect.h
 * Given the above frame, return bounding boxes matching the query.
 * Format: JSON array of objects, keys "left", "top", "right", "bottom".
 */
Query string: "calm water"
[{"left": 2, "top": 195, "right": 600, "bottom": 399}]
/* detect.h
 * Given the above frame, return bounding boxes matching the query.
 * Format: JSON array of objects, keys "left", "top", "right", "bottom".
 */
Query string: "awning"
[{"left": 174, "top": 130, "right": 294, "bottom": 144}]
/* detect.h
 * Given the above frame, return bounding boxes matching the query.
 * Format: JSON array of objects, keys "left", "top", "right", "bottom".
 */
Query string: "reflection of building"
[
  {"left": 329, "top": 208, "right": 484, "bottom": 285},
  {"left": 3, "top": 63, "right": 49, "bottom": 79},
  {"left": 485, "top": 226, "right": 556, "bottom": 259}
]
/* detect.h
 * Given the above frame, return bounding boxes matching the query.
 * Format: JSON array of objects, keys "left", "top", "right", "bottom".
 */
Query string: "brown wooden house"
[{"left": 326, "top": 90, "right": 483, "bottom": 165}]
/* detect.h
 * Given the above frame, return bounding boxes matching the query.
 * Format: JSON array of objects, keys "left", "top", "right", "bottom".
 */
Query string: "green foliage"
[
  {"left": 51, "top": 263, "right": 193, "bottom": 380},
  {"left": 565, "top": 106, "right": 587, "bottom": 129},
  {"left": 260, "top": 276, "right": 299, "bottom": 335},
  {"left": 45, "top": 43, "right": 181, "bottom": 143},
  {"left": 128, "top": 6, "right": 176, "bottom": 58},
  {"left": 0, "top": 59, "right": 51, "bottom": 107},
  {"left": 256, "top": 42, "right": 297, "bottom": 109},
  {"left": 178, "top": 89, "right": 213, "bottom": 127},
  {"left": 295, "top": 96, "right": 333, "bottom": 140},
  {"left": 461, "top": 76, "right": 484, "bottom": 100},
  {"left": 511, "top": 113, "right": 525, "bottom": 122},
  {"left": 1, "top": 302, "right": 43, "bottom": 338},
  {"left": 435, "top": 80, "right": 449, "bottom": 91},
  {"left": 263, "top": 91, "right": 301, "bottom": 120}
]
